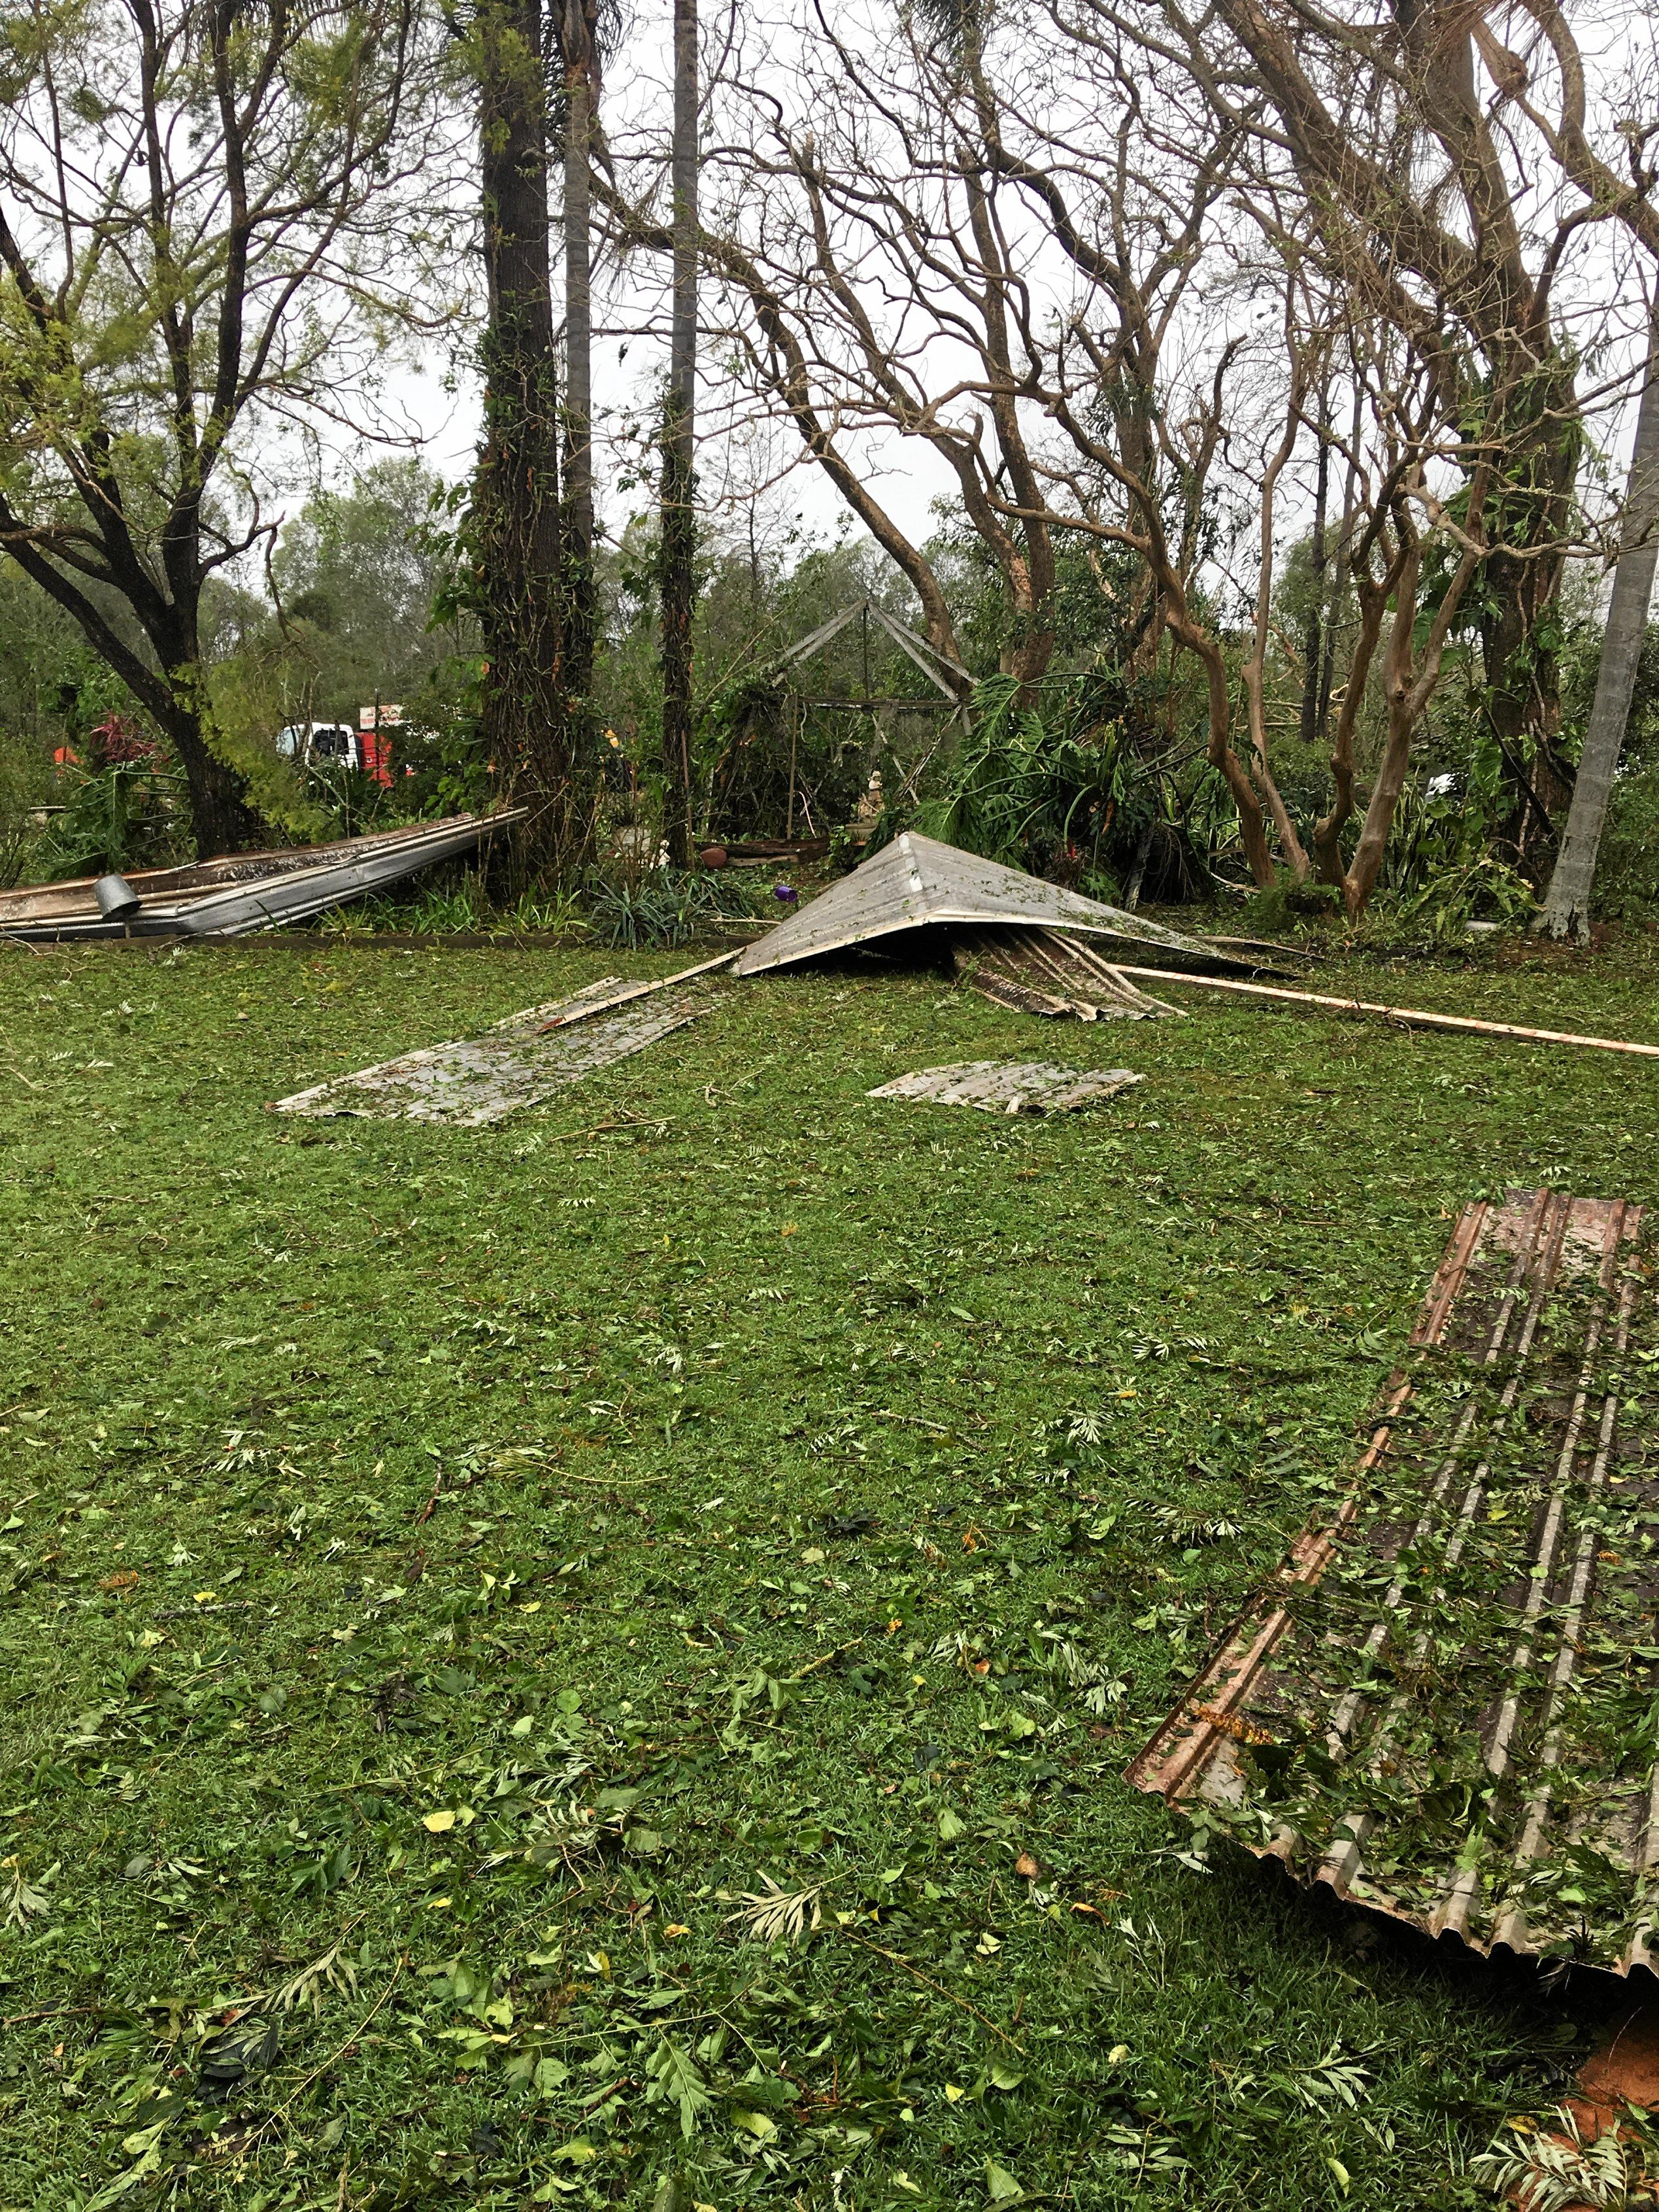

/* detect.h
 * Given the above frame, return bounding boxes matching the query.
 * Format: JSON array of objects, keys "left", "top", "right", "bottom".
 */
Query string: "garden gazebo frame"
[{"left": 765, "top": 598, "right": 971, "bottom": 837}]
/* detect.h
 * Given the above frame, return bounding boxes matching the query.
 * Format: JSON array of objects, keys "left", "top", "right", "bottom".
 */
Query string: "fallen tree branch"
[{"left": 839, "top": 1930, "right": 1026, "bottom": 2053}]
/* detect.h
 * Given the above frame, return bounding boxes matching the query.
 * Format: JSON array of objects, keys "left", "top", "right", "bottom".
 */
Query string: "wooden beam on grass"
[{"left": 1107, "top": 966, "right": 1659, "bottom": 1059}]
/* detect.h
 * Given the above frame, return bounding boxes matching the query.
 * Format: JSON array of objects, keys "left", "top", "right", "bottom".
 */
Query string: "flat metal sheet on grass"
[
  {"left": 273, "top": 991, "right": 703, "bottom": 1126},
  {"left": 868, "top": 1061, "right": 1141, "bottom": 1114},
  {"left": 1127, "top": 1189, "right": 1659, "bottom": 1975}
]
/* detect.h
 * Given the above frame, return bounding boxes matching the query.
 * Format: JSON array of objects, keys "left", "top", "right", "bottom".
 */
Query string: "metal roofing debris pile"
[
  {"left": 953, "top": 926, "right": 1182, "bottom": 1021},
  {"left": 731, "top": 834, "right": 1659, "bottom": 1057},
  {"left": 1128, "top": 1189, "right": 1659, "bottom": 1975},
  {"left": 272, "top": 967, "right": 724, "bottom": 1125},
  {"left": 867, "top": 1061, "right": 1142, "bottom": 1114},
  {"left": 731, "top": 831, "right": 1253, "bottom": 979},
  {"left": 0, "top": 812, "right": 523, "bottom": 942}
]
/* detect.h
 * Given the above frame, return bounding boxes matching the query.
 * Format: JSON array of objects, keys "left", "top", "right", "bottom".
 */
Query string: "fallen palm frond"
[
  {"left": 272, "top": 1937, "right": 361, "bottom": 2015},
  {"left": 726, "top": 1877, "right": 823, "bottom": 1945},
  {"left": 1471, "top": 2107, "right": 1645, "bottom": 2211}
]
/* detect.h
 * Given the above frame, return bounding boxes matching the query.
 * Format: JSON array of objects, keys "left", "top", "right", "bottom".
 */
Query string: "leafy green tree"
[
  {"left": 271, "top": 461, "right": 461, "bottom": 718},
  {"left": 0, "top": 0, "right": 449, "bottom": 854}
]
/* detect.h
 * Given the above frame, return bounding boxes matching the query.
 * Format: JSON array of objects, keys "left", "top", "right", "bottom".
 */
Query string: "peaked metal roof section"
[
  {"left": 1128, "top": 1189, "right": 1658, "bottom": 1977},
  {"left": 731, "top": 831, "right": 1248, "bottom": 978}
]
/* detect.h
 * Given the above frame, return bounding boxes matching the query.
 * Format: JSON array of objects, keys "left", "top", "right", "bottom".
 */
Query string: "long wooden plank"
[
  {"left": 533, "top": 949, "right": 739, "bottom": 1032},
  {"left": 1107, "top": 964, "right": 1659, "bottom": 1059}
]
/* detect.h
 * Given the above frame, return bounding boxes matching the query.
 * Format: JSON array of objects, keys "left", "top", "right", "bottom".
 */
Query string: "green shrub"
[
  {"left": 1595, "top": 761, "right": 1659, "bottom": 927},
  {"left": 588, "top": 867, "right": 758, "bottom": 951},
  {"left": 1241, "top": 871, "right": 1343, "bottom": 936},
  {"left": 1359, "top": 853, "right": 1537, "bottom": 947},
  {"left": 33, "top": 759, "right": 182, "bottom": 881}
]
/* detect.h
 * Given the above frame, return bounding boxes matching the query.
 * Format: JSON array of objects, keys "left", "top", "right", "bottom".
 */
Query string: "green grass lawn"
[{"left": 1, "top": 928, "right": 1656, "bottom": 2211}]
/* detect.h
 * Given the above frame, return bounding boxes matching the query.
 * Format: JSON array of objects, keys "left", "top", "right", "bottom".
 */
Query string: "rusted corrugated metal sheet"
[{"left": 1128, "top": 1191, "right": 1658, "bottom": 1975}]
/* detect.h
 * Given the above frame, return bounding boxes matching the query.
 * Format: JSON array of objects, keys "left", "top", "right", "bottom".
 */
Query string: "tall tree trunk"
[
  {"left": 155, "top": 649, "right": 263, "bottom": 857},
  {"left": 1475, "top": 356, "right": 1580, "bottom": 842},
  {"left": 560, "top": 0, "right": 598, "bottom": 758},
  {"left": 1536, "top": 320, "right": 1659, "bottom": 943},
  {"left": 658, "top": 0, "right": 697, "bottom": 868},
  {"left": 1299, "top": 392, "right": 1330, "bottom": 754},
  {"left": 1239, "top": 359, "right": 1311, "bottom": 877},
  {"left": 1314, "top": 385, "right": 1364, "bottom": 762},
  {"left": 475, "top": 0, "right": 571, "bottom": 876},
  {"left": 149, "top": 582, "right": 261, "bottom": 852}
]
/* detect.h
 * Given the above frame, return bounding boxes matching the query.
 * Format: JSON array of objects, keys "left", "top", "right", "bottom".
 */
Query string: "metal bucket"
[{"left": 93, "top": 873, "right": 142, "bottom": 922}]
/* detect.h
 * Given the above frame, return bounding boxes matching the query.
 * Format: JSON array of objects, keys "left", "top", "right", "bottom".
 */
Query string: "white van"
[{"left": 276, "top": 723, "right": 361, "bottom": 770}]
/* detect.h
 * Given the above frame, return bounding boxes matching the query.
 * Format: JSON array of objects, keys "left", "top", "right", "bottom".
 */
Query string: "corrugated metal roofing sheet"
[
  {"left": 731, "top": 832, "right": 1248, "bottom": 978},
  {"left": 273, "top": 996, "right": 703, "bottom": 1126},
  {"left": 272, "top": 966, "right": 724, "bottom": 1125},
  {"left": 0, "top": 812, "right": 522, "bottom": 941},
  {"left": 867, "top": 1061, "right": 1141, "bottom": 1114},
  {"left": 1128, "top": 1191, "right": 1658, "bottom": 1975}
]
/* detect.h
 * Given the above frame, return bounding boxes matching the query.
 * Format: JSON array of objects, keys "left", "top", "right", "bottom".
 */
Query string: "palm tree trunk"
[
  {"left": 659, "top": 0, "right": 697, "bottom": 868},
  {"left": 1537, "top": 318, "right": 1659, "bottom": 942}
]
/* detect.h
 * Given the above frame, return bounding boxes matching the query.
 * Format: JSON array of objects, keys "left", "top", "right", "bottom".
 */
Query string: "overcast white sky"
[{"left": 355, "top": 324, "right": 952, "bottom": 566}]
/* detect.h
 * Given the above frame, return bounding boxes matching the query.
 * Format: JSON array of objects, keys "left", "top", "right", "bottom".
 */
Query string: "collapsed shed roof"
[{"left": 731, "top": 830, "right": 1252, "bottom": 978}]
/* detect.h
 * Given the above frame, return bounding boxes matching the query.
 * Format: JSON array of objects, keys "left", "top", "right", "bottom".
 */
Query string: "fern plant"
[{"left": 1471, "top": 2109, "right": 1648, "bottom": 2211}]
